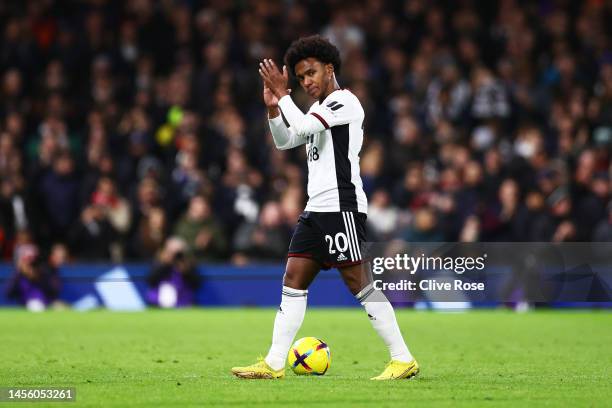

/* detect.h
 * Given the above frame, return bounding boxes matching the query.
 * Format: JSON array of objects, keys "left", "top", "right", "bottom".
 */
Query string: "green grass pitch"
[{"left": 1, "top": 309, "right": 610, "bottom": 407}]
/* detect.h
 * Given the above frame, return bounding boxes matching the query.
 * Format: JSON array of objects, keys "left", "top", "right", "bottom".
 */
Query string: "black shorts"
[{"left": 288, "top": 211, "right": 367, "bottom": 270}]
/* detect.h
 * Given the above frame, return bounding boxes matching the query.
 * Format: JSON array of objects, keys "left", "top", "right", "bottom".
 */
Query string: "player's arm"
[
  {"left": 259, "top": 59, "right": 327, "bottom": 138},
  {"left": 261, "top": 67, "right": 308, "bottom": 150},
  {"left": 268, "top": 112, "right": 307, "bottom": 150},
  {"left": 264, "top": 85, "right": 306, "bottom": 150},
  {"left": 276, "top": 95, "right": 327, "bottom": 137}
]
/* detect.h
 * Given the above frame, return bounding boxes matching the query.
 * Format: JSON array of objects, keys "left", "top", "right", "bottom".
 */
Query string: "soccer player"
[{"left": 231, "top": 35, "right": 418, "bottom": 380}]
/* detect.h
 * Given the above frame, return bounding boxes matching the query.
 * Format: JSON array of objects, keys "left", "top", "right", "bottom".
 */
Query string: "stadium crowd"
[{"left": 0, "top": 0, "right": 611, "bottom": 268}]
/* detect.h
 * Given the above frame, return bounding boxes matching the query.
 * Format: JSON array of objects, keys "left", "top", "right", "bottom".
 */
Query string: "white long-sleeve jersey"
[{"left": 268, "top": 89, "right": 368, "bottom": 214}]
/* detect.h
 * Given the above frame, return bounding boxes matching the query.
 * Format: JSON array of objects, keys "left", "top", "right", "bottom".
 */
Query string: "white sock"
[
  {"left": 265, "top": 286, "right": 307, "bottom": 370},
  {"left": 356, "top": 284, "right": 413, "bottom": 363}
]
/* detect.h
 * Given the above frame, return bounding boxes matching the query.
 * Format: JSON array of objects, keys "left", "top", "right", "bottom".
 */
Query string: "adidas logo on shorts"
[{"left": 337, "top": 253, "right": 348, "bottom": 262}]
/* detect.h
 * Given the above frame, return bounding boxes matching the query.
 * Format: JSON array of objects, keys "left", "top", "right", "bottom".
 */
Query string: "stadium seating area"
[{"left": 0, "top": 0, "right": 611, "bottom": 264}]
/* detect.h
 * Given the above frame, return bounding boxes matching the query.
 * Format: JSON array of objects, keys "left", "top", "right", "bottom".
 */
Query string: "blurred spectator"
[
  {"left": 470, "top": 65, "right": 510, "bottom": 119},
  {"left": 593, "top": 202, "right": 612, "bottom": 242},
  {"left": 48, "top": 242, "right": 70, "bottom": 268},
  {"left": 531, "top": 187, "right": 577, "bottom": 242},
  {"left": 322, "top": 10, "right": 365, "bottom": 58},
  {"left": 218, "top": 148, "right": 263, "bottom": 230},
  {"left": 5, "top": 244, "right": 60, "bottom": 311},
  {"left": 0, "top": 176, "right": 38, "bottom": 258},
  {"left": 127, "top": 176, "right": 165, "bottom": 258},
  {"left": 170, "top": 149, "right": 209, "bottom": 209},
  {"left": 480, "top": 179, "right": 523, "bottom": 241},
  {"left": 38, "top": 151, "right": 80, "bottom": 241},
  {"left": 401, "top": 206, "right": 444, "bottom": 242},
  {"left": 130, "top": 206, "right": 167, "bottom": 259},
  {"left": 233, "top": 201, "right": 290, "bottom": 262},
  {"left": 146, "top": 237, "right": 200, "bottom": 308},
  {"left": 367, "top": 190, "right": 400, "bottom": 240},
  {"left": 425, "top": 59, "right": 471, "bottom": 127},
  {"left": 360, "top": 140, "right": 385, "bottom": 195},
  {"left": 69, "top": 203, "right": 119, "bottom": 260},
  {"left": 174, "top": 195, "right": 227, "bottom": 261},
  {"left": 90, "top": 177, "right": 132, "bottom": 234}
]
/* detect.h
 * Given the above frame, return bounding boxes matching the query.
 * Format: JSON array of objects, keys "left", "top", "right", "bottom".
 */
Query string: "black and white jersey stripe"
[{"left": 303, "top": 89, "right": 368, "bottom": 214}]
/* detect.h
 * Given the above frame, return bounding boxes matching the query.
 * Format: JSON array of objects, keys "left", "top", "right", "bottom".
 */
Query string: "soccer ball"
[{"left": 287, "top": 337, "right": 331, "bottom": 375}]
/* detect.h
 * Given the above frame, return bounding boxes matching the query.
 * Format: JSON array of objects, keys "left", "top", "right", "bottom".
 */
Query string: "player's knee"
[
  {"left": 283, "top": 268, "right": 307, "bottom": 290},
  {"left": 283, "top": 257, "right": 320, "bottom": 290}
]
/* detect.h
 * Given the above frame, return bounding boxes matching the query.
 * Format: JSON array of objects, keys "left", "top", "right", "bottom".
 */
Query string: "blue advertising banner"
[
  {"left": 1, "top": 260, "right": 610, "bottom": 309},
  {"left": 0, "top": 263, "right": 358, "bottom": 308}
]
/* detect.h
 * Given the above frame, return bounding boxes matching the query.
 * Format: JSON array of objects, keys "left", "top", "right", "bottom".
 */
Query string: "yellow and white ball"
[{"left": 287, "top": 337, "right": 331, "bottom": 375}]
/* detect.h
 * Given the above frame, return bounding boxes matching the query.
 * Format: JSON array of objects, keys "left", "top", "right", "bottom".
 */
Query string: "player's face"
[{"left": 294, "top": 58, "right": 332, "bottom": 100}]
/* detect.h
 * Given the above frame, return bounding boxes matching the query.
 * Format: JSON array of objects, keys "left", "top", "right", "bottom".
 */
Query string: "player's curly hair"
[{"left": 284, "top": 35, "right": 341, "bottom": 76}]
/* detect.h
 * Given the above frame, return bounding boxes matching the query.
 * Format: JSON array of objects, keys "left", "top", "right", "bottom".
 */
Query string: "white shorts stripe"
[
  {"left": 341, "top": 212, "right": 355, "bottom": 261},
  {"left": 349, "top": 212, "right": 362, "bottom": 259},
  {"left": 344, "top": 211, "right": 357, "bottom": 262},
  {"left": 344, "top": 212, "right": 359, "bottom": 261}
]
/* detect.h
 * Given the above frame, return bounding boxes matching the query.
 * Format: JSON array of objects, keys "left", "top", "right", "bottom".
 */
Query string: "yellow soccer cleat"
[
  {"left": 370, "top": 359, "right": 419, "bottom": 380},
  {"left": 231, "top": 357, "right": 285, "bottom": 379}
]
